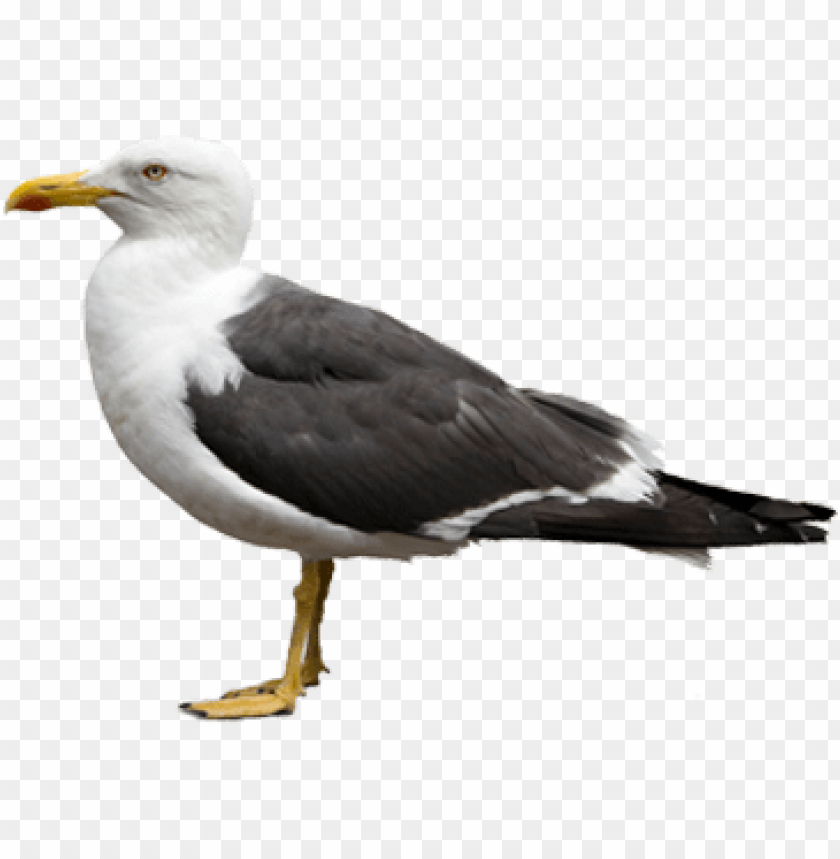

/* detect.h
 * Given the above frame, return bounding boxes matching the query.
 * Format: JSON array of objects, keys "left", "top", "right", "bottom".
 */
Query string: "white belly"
[{"left": 84, "top": 262, "right": 457, "bottom": 561}]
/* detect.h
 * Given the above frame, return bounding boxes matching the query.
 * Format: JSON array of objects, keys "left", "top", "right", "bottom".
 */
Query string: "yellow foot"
[
  {"left": 301, "top": 658, "right": 330, "bottom": 688},
  {"left": 221, "top": 678, "right": 286, "bottom": 699},
  {"left": 182, "top": 680, "right": 303, "bottom": 719},
  {"left": 220, "top": 660, "right": 329, "bottom": 697}
]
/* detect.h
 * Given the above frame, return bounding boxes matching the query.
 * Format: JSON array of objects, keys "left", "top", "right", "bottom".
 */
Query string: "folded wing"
[{"left": 185, "top": 276, "right": 660, "bottom": 538}]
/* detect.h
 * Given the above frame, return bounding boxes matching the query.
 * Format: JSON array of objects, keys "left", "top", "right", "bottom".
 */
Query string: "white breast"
[{"left": 83, "top": 247, "right": 456, "bottom": 561}]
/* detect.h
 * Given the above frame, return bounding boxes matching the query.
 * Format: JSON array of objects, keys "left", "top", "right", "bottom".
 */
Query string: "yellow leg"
[
  {"left": 219, "top": 558, "right": 334, "bottom": 696},
  {"left": 181, "top": 559, "right": 325, "bottom": 719},
  {"left": 301, "top": 559, "right": 334, "bottom": 687}
]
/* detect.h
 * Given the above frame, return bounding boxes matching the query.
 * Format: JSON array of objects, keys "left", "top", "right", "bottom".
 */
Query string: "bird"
[{"left": 5, "top": 138, "right": 834, "bottom": 720}]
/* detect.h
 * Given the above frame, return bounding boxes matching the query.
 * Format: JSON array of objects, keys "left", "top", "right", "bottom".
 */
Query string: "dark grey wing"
[{"left": 185, "top": 276, "right": 657, "bottom": 537}]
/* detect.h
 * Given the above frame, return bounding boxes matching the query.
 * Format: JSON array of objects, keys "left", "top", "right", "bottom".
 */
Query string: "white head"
[
  {"left": 7, "top": 138, "right": 254, "bottom": 271},
  {"left": 86, "top": 138, "right": 254, "bottom": 257}
]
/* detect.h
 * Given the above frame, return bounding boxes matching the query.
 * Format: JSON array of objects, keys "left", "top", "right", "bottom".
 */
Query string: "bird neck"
[
  {"left": 91, "top": 233, "right": 243, "bottom": 307},
  {"left": 83, "top": 237, "right": 260, "bottom": 402}
]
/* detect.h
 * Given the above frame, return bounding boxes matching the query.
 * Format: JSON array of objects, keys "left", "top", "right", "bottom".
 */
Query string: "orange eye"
[{"left": 142, "top": 164, "right": 167, "bottom": 181}]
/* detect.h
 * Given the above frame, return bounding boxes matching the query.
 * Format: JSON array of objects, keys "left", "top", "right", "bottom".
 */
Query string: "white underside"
[
  {"left": 85, "top": 244, "right": 461, "bottom": 561},
  {"left": 84, "top": 237, "right": 661, "bottom": 562}
]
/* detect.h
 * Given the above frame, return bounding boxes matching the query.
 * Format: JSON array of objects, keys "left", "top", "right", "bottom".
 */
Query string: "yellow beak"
[{"left": 4, "top": 170, "right": 118, "bottom": 213}]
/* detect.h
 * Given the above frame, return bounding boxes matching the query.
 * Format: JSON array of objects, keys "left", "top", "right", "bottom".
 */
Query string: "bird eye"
[{"left": 142, "top": 164, "right": 167, "bottom": 181}]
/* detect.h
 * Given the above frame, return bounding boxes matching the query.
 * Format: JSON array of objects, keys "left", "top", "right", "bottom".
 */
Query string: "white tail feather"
[{"left": 640, "top": 546, "right": 712, "bottom": 569}]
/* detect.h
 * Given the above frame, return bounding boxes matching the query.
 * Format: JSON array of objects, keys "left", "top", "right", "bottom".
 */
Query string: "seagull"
[{"left": 6, "top": 138, "right": 834, "bottom": 720}]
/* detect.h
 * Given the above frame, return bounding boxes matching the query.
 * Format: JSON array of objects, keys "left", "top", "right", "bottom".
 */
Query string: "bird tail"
[{"left": 471, "top": 471, "right": 834, "bottom": 567}]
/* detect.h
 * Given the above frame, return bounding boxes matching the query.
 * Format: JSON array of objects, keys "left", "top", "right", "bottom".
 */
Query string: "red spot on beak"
[{"left": 12, "top": 194, "right": 52, "bottom": 212}]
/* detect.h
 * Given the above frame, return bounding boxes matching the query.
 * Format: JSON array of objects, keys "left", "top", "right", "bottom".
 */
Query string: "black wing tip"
[
  {"left": 802, "top": 503, "right": 836, "bottom": 522},
  {"left": 791, "top": 523, "right": 829, "bottom": 543},
  {"left": 748, "top": 498, "right": 836, "bottom": 524}
]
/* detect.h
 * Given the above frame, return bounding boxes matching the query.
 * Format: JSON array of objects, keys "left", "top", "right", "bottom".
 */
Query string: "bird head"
[{"left": 5, "top": 138, "right": 255, "bottom": 265}]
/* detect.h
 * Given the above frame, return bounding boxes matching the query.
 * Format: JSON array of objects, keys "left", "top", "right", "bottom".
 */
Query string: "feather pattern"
[{"left": 187, "top": 276, "right": 661, "bottom": 538}]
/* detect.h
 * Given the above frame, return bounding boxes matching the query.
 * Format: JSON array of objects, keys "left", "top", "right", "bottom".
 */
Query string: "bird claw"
[
  {"left": 180, "top": 690, "right": 298, "bottom": 719},
  {"left": 301, "top": 659, "right": 330, "bottom": 688}
]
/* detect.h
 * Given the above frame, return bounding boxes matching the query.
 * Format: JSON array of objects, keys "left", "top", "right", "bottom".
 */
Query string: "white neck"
[
  {"left": 90, "top": 233, "right": 244, "bottom": 309},
  {"left": 83, "top": 232, "right": 260, "bottom": 405}
]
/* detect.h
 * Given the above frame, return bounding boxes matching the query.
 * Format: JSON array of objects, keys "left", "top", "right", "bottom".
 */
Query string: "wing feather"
[{"left": 186, "top": 276, "right": 657, "bottom": 536}]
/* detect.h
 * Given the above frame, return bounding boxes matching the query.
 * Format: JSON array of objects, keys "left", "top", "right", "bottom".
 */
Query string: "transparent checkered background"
[{"left": 0, "top": 3, "right": 838, "bottom": 857}]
